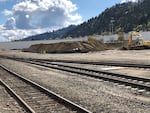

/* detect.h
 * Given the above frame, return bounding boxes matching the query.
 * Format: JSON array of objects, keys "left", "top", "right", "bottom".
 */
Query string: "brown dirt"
[
  {"left": 106, "top": 41, "right": 128, "bottom": 50},
  {"left": 23, "top": 40, "right": 108, "bottom": 53},
  {"left": 0, "top": 48, "right": 5, "bottom": 52}
]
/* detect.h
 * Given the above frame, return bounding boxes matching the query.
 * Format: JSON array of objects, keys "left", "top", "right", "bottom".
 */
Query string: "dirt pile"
[
  {"left": 0, "top": 48, "right": 5, "bottom": 52},
  {"left": 23, "top": 40, "right": 108, "bottom": 53}
]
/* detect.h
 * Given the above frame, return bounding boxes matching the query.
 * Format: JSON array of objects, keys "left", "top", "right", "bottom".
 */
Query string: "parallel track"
[
  {"left": 33, "top": 59, "right": 150, "bottom": 69},
  {"left": 0, "top": 64, "right": 92, "bottom": 113},
  {"left": 1, "top": 56, "right": 150, "bottom": 91},
  {"left": 25, "top": 60, "right": 150, "bottom": 92},
  {"left": 1, "top": 55, "right": 150, "bottom": 69}
]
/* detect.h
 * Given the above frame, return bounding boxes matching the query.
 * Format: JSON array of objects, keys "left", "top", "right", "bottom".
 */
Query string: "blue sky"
[
  {"left": 0, "top": 0, "right": 137, "bottom": 41},
  {"left": 71, "top": 0, "right": 122, "bottom": 21},
  {"left": 0, "top": 0, "right": 122, "bottom": 24}
]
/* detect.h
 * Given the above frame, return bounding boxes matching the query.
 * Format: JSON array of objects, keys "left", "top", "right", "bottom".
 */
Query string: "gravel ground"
[
  {"left": 0, "top": 49, "right": 150, "bottom": 64},
  {"left": 0, "top": 50, "right": 150, "bottom": 113},
  {"left": 0, "top": 81, "right": 26, "bottom": 113},
  {"left": 0, "top": 58, "right": 150, "bottom": 113}
]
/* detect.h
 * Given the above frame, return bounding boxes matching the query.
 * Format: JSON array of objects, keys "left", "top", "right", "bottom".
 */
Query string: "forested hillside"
[
  {"left": 22, "top": 25, "right": 76, "bottom": 41},
  {"left": 65, "top": 0, "right": 150, "bottom": 37}
]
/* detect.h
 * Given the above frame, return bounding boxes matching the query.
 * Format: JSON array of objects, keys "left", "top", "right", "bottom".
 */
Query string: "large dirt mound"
[{"left": 23, "top": 40, "right": 108, "bottom": 53}]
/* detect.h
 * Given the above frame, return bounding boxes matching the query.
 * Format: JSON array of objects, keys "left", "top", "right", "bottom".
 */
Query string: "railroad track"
[
  {"left": 0, "top": 79, "right": 27, "bottom": 113},
  {"left": 1, "top": 56, "right": 150, "bottom": 91},
  {"left": 1, "top": 55, "right": 150, "bottom": 69},
  {"left": 33, "top": 59, "right": 150, "bottom": 69},
  {"left": 0, "top": 64, "right": 92, "bottom": 113},
  {"left": 23, "top": 60, "right": 150, "bottom": 92}
]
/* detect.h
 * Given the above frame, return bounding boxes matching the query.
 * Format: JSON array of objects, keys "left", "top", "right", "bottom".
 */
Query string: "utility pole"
[{"left": 110, "top": 17, "right": 115, "bottom": 34}]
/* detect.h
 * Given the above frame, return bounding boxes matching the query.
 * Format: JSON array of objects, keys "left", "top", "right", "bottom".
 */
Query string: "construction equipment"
[{"left": 128, "top": 31, "right": 150, "bottom": 50}]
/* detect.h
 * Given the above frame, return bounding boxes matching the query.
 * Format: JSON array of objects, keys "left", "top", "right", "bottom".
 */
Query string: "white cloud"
[
  {"left": 121, "top": 0, "right": 126, "bottom": 3},
  {"left": 3, "top": 9, "right": 13, "bottom": 16},
  {"left": 0, "top": 26, "right": 55, "bottom": 41},
  {"left": 121, "top": 0, "right": 138, "bottom": 3},
  {"left": 129, "top": 0, "right": 138, "bottom": 2},
  {"left": 4, "top": 17, "right": 16, "bottom": 29},
  {"left": 4, "top": 0, "right": 82, "bottom": 29},
  {"left": 0, "top": 0, "right": 7, "bottom": 2},
  {"left": 0, "top": 0, "right": 82, "bottom": 41}
]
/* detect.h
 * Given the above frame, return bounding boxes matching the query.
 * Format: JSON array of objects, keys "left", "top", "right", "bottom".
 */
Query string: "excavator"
[{"left": 127, "top": 31, "right": 150, "bottom": 50}]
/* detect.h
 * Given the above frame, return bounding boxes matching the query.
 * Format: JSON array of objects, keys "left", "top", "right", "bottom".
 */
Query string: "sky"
[{"left": 0, "top": 0, "right": 138, "bottom": 42}]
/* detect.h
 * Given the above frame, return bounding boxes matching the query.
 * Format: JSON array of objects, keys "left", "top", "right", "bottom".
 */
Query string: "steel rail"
[
  {"left": 35, "top": 59, "right": 150, "bottom": 69},
  {"left": 0, "top": 56, "right": 150, "bottom": 90},
  {"left": 26, "top": 60, "right": 150, "bottom": 91},
  {"left": 1, "top": 55, "right": 150, "bottom": 69},
  {"left": 15, "top": 58, "right": 150, "bottom": 69},
  {"left": 36, "top": 60, "right": 150, "bottom": 83},
  {"left": 0, "top": 79, "right": 35, "bottom": 113},
  {"left": 0, "top": 64, "right": 92, "bottom": 113}
]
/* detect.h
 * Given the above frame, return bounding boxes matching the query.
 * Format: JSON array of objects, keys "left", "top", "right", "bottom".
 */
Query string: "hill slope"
[
  {"left": 22, "top": 25, "right": 76, "bottom": 41},
  {"left": 65, "top": 0, "right": 150, "bottom": 37}
]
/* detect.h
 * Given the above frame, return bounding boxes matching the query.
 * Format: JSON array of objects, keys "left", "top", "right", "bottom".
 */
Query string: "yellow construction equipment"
[{"left": 128, "top": 31, "right": 150, "bottom": 50}]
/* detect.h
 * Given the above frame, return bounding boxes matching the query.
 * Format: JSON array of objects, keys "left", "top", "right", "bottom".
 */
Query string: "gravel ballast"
[
  {"left": 1, "top": 50, "right": 150, "bottom": 64},
  {"left": 0, "top": 58, "right": 150, "bottom": 113}
]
